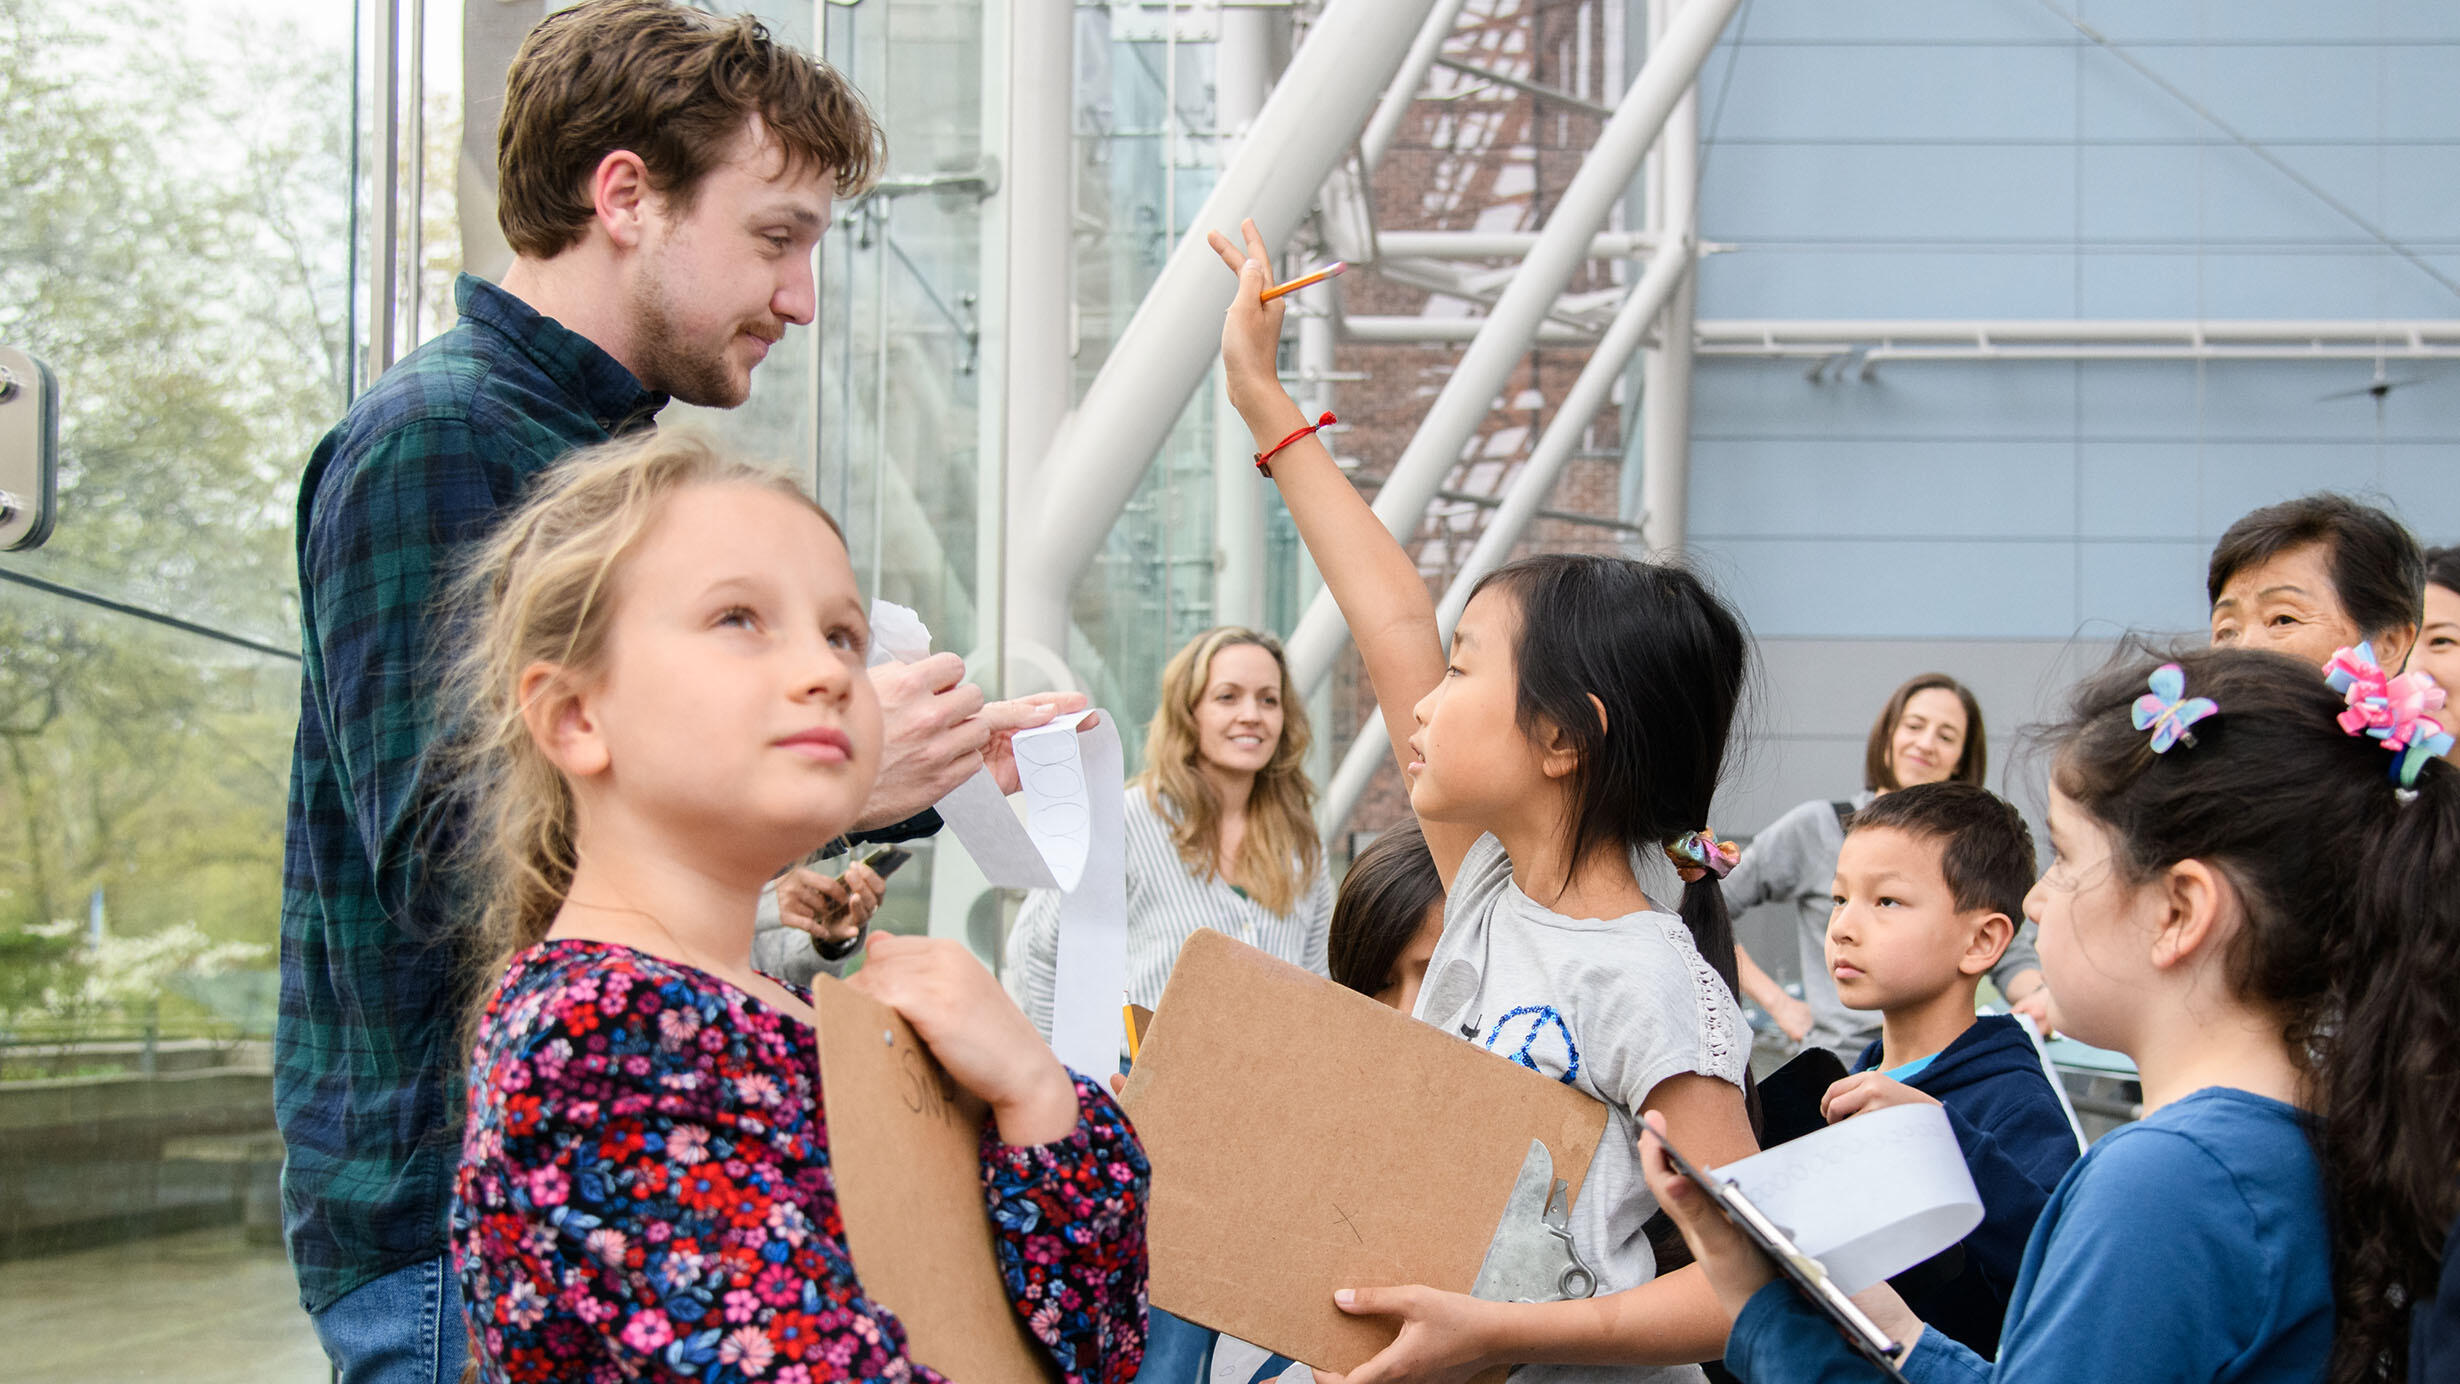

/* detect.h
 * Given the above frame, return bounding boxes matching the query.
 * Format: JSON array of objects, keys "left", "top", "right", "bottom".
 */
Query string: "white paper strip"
[
  {"left": 864, "top": 603, "right": 1128, "bottom": 1077},
  {"left": 1713, "top": 1103, "right": 1984, "bottom": 1294},
  {"left": 1023, "top": 713, "right": 1128, "bottom": 1079}
]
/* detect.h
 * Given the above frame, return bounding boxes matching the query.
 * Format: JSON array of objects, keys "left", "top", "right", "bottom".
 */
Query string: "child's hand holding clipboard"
[{"left": 1638, "top": 1112, "right": 1917, "bottom": 1383}]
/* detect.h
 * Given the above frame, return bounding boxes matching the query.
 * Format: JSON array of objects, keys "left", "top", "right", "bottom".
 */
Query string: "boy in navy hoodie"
[{"left": 1817, "top": 781, "right": 2081, "bottom": 1358}]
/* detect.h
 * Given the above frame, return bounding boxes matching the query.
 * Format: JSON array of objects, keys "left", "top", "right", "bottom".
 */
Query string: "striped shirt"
[{"left": 1004, "top": 785, "right": 1333, "bottom": 1041}]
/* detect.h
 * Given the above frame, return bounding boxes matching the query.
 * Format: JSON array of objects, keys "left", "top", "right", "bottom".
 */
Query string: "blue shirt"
[
  {"left": 1884, "top": 1053, "right": 1936, "bottom": 1083},
  {"left": 1727, "top": 1087, "right": 2332, "bottom": 1383}
]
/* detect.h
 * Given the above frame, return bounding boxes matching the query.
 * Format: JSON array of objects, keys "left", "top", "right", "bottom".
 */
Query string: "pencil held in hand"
[{"left": 1259, "top": 261, "right": 1347, "bottom": 303}]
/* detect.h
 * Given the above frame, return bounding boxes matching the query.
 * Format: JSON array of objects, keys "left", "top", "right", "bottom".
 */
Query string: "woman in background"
[
  {"left": 1007, "top": 625, "right": 1332, "bottom": 1384},
  {"left": 1005, "top": 625, "right": 1333, "bottom": 1030},
  {"left": 2412, "top": 546, "right": 2460, "bottom": 762}
]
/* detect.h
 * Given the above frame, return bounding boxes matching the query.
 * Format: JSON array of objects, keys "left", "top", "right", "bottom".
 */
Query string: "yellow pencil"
[
  {"left": 1260, "top": 260, "right": 1348, "bottom": 303},
  {"left": 1122, "top": 1003, "right": 1142, "bottom": 1064}
]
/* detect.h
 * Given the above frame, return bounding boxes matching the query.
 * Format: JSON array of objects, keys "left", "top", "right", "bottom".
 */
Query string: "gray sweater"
[
  {"left": 1726, "top": 794, "right": 2041, "bottom": 1064},
  {"left": 750, "top": 879, "right": 858, "bottom": 987}
]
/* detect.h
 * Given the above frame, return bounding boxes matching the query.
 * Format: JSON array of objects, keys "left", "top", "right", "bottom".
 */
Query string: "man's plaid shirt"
[{"left": 276, "top": 274, "right": 665, "bottom": 1312}]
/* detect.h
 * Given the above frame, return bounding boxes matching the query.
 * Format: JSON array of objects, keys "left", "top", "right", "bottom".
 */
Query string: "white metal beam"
[
  {"left": 1284, "top": 0, "right": 1747, "bottom": 699},
  {"left": 1317, "top": 239, "right": 1695, "bottom": 840},
  {"left": 1377, "top": 230, "right": 1663, "bottom": 259},
  {"left": 978, "top": 0, "right": 1076, "bottom": 692},
  {"left": 1343, "top": 316, "right": 2460, "bottom": 353},
  {"left": 1693, "top": 319, "right": 2460, "bottom": 345},
  {"left": 1361, "top": 0, "right": 1473, "bottom": 174},
  {"left": 1005, "top": 0, "right": 1446, "bottom": 686},
  {"left": 1433, "top": 54, "right": 1618, "bottom": 118},
  {"left": 1211, "top": 3, "right": 1282, "bottom": 631},
  {"left": 1344, "top": 317, "right": 1617, "bottom": 345},
  {"left": 1638, "top": 0, "right": 1699, "bottom": 557}
]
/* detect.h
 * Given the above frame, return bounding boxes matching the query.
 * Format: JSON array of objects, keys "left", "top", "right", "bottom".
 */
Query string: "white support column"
[
  {"left": 1284, "top": 0, "right": 1745, "bottom": 699},
  {"left": 977, "top": 0, "right": 1077, "bottom": 691},
  {"left": 1211, "top": 3, "right": 1280, "bottom": 632},
  {"left": 1638, "top": 0, "right": 1701, "bottom": 557},
  {"left": 1295, "top": 279, "right": 1340, "bottom": 798},
  {"left": 1361, "top": 0, "right": 1473, "bottom": 174},
  {"left": 1316, "top": 239, "right": 1692, "bottom": 840},
  {"left": 1004, "top": 0, "right": 1444, "bottom": 684}
]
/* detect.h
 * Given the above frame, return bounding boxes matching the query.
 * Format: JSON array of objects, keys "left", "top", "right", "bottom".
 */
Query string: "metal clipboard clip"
[
  {"left": 1646, "top": 1126, "right": 1913, "bottom": 1384},
  {"left": 1469, "top": 1139, "right": 1599, "bottom": 1304}
]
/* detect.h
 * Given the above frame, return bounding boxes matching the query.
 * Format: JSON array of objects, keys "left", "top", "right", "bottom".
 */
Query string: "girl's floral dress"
[{"left": 453, "top": 939, "right": 1149, "bottom": 1384}]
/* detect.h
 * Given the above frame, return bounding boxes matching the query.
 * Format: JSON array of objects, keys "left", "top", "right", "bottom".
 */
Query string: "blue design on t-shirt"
[{"left": 1483, "top": 1005, "right": 1582, "bottom": 1085}]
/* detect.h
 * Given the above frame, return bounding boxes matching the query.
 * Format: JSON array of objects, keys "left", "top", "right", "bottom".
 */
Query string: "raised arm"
[{"left": 1210, "top": 219, "right": 1481, "bottom": 883}]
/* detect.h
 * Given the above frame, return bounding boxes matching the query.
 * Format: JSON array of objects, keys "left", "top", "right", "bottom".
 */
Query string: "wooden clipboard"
[
  {"left": 811, "top": 974, "right": 1059, "bottom": 1384},
  {"left": 1118, "top": 930, "right": 1611, "bottom": 1371}
]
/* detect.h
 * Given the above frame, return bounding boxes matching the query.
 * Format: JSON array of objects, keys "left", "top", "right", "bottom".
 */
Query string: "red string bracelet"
[{"left": 1254, "top": 411, "right": 1336, "bottom": 478}]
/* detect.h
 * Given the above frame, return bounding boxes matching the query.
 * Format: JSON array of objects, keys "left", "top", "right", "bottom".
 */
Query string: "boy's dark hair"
[
  {"left": 1864, "top": 673, "right": 1988, "bottom": 793},
  {"left": 1327, "top": 820, "right": 1444, "bottom": 998},
  {"left": 2052, "top": 643, "right": 2460, "bottom": 1383},
  {"left": 1844, "top": 782, "right": 2035, "bottom": 924},
  {"left": 2206, "top": 493, "right": 2424, "bottom": 642},
  {"left": 2426, "top": 544, "right": 2460, "bottom": 598},
  {"left": 497, "top": 0, "right": 881, "bottom": 259},
  {"left": 1468, "top": 554, "right": 1750, "bottom": 1003}
]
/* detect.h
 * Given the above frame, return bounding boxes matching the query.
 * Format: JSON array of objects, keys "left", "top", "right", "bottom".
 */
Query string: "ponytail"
[
  {"left": 1679, "top": 874, "right": 1745, "bottom": 1008},
  {"left": 1664, "top": 835, "right": 1760, "bottom": 1138},
  {"left": 2326, "top": 758, "right": 2460, "bottom": 1382}
]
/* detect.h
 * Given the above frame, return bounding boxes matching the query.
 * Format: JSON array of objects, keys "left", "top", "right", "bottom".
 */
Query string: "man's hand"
[
  {"left": 775, "top": 862, "right": 884, "bottom": 951},
  {"left": 855, "top": 658, "right": 1093, "bottom": 829},
  {"left": 982, "top": 694, "right": 1099, "bottom": 796},
  {"left": 1820, "top": 1072, "right": 1942, "bottom": 1124}
]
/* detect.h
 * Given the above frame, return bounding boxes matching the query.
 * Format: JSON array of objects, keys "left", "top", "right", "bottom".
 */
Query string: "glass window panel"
[{"left": 1, "top": 0, "right": 344, "bottom": 1372}]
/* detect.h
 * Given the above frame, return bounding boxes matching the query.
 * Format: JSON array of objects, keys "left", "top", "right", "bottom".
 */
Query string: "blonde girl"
[
  {"left": 1006, "top": 626, "right": 1334, "bottom": 1034},
  {"left": 443, "top": 432, "right": 1148, "bottom": 1384}
]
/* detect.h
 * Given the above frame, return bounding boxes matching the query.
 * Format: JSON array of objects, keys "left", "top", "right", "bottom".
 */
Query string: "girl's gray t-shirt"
[{"left": 1413, "top": 834, "right": 1749, "bottom": 1384}]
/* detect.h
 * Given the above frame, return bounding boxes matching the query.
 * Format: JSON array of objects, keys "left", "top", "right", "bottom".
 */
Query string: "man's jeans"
[{"left": 309, "top": 1254, "right": 469, "bottom": 1384}]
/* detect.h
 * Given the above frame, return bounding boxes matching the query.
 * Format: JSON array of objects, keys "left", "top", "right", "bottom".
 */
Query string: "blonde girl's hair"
[
  {"left": 1135, "top": 626, "right": 1321, "bottom": 915},
  {"left": 439, "top": 430, "right": 840, "bottom": 1052}
]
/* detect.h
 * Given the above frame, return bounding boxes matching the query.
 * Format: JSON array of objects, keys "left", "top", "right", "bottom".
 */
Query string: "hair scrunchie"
[
  {"left": 1665, "top": 829, "right": 1739, "bottom": 884},
  {"left": 2323, "top": 641, "right": 2454, "bottom": 790}
]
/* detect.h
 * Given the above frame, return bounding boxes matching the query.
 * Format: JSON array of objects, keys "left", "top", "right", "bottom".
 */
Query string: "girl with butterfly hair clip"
[{"left": 1641, "top": 642, "right": 2460, "bottom": 1384}]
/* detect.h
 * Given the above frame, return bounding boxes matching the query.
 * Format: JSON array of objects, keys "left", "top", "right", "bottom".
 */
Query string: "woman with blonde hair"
[
  {"left": 1005, "top": 625, "right": 1334, "bottom": 1035},
  {"left": 1006, "top": 625, "right": 1331, "bottom": 1383}
]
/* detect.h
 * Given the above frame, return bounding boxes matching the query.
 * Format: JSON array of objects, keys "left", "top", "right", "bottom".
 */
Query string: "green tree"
[{"left": 0, "top": 0, "right": 350, "bottom": 1018}]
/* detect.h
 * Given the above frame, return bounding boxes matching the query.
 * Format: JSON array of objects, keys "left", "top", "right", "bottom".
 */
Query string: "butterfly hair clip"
[
  {"left": 1665, "top": 829, "right": 1740, "bottom": 883},
  {"left": 2323, "top": 642, "right": 2454, "bottom": 789},
  {"left": 2132, "top": 662, "right": 2217, "bottom": 753}
]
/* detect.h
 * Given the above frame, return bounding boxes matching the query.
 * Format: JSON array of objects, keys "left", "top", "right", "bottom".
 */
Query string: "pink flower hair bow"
[
  {"left": 2322, "top": 642, "right": 2455, "bottom": 788},
  {"left": 1665, "top": 829, "right": 1740, "bottom": 884}
]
